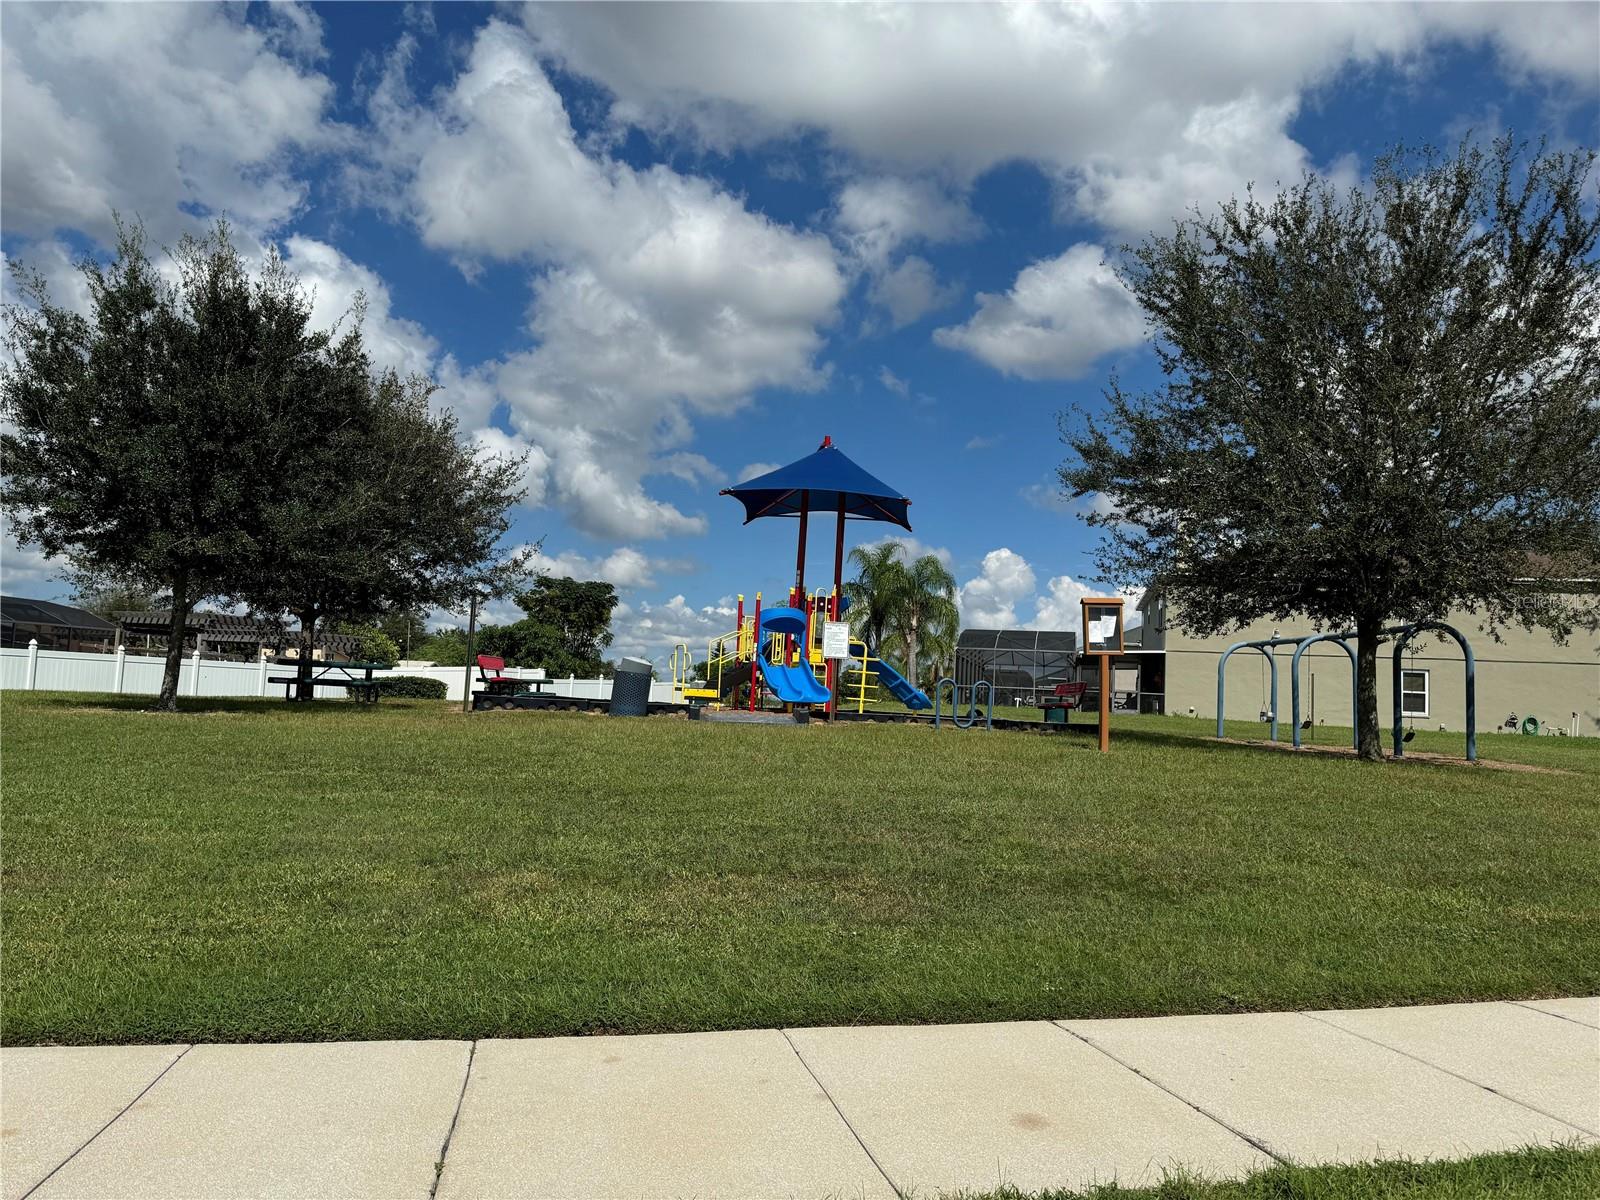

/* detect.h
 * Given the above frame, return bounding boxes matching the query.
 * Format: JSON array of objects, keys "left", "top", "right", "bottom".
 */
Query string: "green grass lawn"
[
  {"left": 957, "top": 1145, "right": 1600, "bottom": 1200},
  {"left": 2, "top": 692, "right": 1596, "bottom": 1045}
]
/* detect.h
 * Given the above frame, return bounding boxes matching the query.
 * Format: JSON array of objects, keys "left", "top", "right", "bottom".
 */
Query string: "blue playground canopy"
[{"left": 720, "top": 437, "right": 912, "bottom": 531}]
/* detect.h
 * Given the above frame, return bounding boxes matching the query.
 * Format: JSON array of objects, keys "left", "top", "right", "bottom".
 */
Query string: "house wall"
[{"left": 1155, "top": 600, "right": 1599, "bottom": 736}]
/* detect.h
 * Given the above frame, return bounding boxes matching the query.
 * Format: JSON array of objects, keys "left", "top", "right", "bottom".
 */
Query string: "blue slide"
[
  {"left": 757, "top": 607, "right": 833, "bottom": 705},
  {"left": 866, "top": 654, "right": 932, "bottom": 710}
]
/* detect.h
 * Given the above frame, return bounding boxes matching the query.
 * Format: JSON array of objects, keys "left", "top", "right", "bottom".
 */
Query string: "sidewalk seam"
[
  {"left": 780, "top": 1028, "right": 904, "bottom": 1199},
  {"left": 1510, "top": 1000, "right": 1600, "bottom": 1031},
  {"left": 19, "top": 1043, "right": 193, "bottom": 1200},
  {"left": 1049, "top": 1022, "right": 1287, "bottom": 1166},
  {"left": 429, "top": 1039, "right": 478, "bottom": 1200},
  {"left": 1298, "top": 1010, "right": 1598, "bottom": 1137}
]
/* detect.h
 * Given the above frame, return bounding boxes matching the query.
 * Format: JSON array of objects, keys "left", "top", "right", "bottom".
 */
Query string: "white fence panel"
[{"left": 0, "top": 646, "right": 677, "bottom": 704}]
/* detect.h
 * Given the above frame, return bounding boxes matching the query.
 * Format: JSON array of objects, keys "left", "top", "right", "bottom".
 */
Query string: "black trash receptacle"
[{"left": 609, "top": 657, "right": 653, "bottom": 717}]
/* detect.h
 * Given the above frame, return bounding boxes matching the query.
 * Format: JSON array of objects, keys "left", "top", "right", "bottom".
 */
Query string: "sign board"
[{"left": 821, "top": 621, "right": 852, "bottom": 660}]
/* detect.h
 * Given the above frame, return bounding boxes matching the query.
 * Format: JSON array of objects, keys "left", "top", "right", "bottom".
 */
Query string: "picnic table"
[{"left": 268, "top": 659, "right": 387, "bottom": 704}]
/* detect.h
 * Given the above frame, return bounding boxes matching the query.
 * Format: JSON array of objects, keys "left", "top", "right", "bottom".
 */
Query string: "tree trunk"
[
  {"left": 155, "top": 570, "right": 190, "bottom": 712},
  {"left": 296, "top": 608, "right": 317, "bottom": 701},
  {"left": 1355, "top": 617, "right": 1383, "bottom": 761},
  {"left": 905, "top": 618, "right": 919, "bottom": 690}
]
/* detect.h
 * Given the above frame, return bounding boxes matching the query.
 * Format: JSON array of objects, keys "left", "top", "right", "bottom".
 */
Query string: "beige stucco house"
[{"left": 1138, "top": 591, "right": 1599, "bottom": 737}]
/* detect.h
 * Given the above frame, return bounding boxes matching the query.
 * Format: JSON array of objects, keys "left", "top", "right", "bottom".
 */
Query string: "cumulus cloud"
[
  {"left": 1, "top": 2, "right": 337, "bottom": 245},
  {"left": 735, "top": 462, "right": 781, "bottom": 483},
  {"left": 959, "top": 548, "right": 1037, "bottom": 627},
  {"left": 935, "top": 244, "right": 1147, "bottom": 380},
  {"left": 607, "top": 593, "right": 740, "bottom": 665},
  {"left": 835, "top": 176, "right": 979, "bottom": 263},
  {"left": 959, "top": 547, "right": 1143, "bottom": 633},
  {"left": 858, "top": 534, "right": 954, "bottom": 568},
  {"left": 1, "top": 523, "right": 69, "bottom": 597},
  {"left": 527, "top": 3, "right": 1596, "bottom": 240},
  {"left": 869, "top": 255, "right": 960, "bottom": 329},
  {"left": 528, "top": 546, "right": 682, "bottom": 590},
  {"left": 364, "top": 19, "right": 846, "bottom": 539}
]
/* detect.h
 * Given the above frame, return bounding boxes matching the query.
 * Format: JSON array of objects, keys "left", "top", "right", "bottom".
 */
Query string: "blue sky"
[{"left": 3, "top": 2, "right": 1596, "bottom": 661}]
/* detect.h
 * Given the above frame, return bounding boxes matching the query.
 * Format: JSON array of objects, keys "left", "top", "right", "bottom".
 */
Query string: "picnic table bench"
[{"left": 269, "top": 659, "right": 386, "bottom": 704}]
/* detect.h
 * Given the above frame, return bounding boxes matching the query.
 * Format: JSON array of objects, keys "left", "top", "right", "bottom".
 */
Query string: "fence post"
[
  {"left": 189, "top": 649, "right": 201, "bottom": 697},
  {"left": 258, "top": 649, "right": 269, "bottom": 697},
  {"left": 26, "top": 638, "right": 39, "bottom": 690},
  {"left": 114, "top": 645, "right": 127, "bottom": 694}
]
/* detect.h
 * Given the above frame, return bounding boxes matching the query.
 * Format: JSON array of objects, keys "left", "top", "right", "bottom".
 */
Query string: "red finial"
[{"left": 820, "top": 435, "right": 833, "bottom": 449}]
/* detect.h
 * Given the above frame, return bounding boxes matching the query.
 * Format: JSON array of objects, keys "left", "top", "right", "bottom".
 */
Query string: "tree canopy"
[
  {"left": 845, "top": 541, "right": 959, "bottom": 688},
  {"left": 1063, "top": 138, "right": 1600, "bottom": 758},
  {"left": 2, "top": 221, "right": 341, "bottom": 706},
  {"left": 477, "top": 576, "right": 617, "bottom": 677},
  {"left": 2, "top": 219, "right": 528, "bottom": 707}
]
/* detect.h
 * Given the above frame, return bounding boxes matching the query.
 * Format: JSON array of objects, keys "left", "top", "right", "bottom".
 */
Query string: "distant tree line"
[{"left": 2, "top": 219, "right": 530, "bottom": 709}]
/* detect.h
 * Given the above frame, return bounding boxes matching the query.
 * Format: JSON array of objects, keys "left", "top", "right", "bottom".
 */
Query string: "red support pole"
[
  {"left": 794, "top": 489, "right": 810, "bottom": 600},
  {"left": 829, "top": 505, "right": 846, "bottom": 719},
  {"left": 749, "top": 592, "right": 762, "bottom": 711}
]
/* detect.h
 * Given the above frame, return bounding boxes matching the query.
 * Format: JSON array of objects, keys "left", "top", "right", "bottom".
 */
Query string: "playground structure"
[
  {"left": 710, "top": 436, "right": 934, "bottom": 719},
  {"left": 1216, "top": 619, "right": 1477, "bottom": 760},
  {"left": 688, "top": 586, "right": 933, "bottom": 716}
]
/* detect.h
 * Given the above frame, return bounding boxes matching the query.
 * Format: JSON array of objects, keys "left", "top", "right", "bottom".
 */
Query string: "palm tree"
[
  {"left": 887, "top": 553, "right": 959, "bottom": 687},
  {"left": 844, "top": 541, "right": 907, "bottom": 659}
]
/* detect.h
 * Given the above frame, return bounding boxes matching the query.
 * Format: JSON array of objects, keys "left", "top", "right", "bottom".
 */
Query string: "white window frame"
[{"left": 1400, "top": 667, "right": 1430, "bottom": 718}]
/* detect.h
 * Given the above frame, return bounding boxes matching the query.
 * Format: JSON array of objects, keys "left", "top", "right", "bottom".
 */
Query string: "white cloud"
[
  {"left": 935, "top": 244, "right": 1146, "bottom": 380},
  {"left": 964, "top": 435, "right": 1000, "bottom": 452},
  {"left": 1, "top": 3, "right": 337, "bottom": 245},
  {"left": 878, "top": 366, "right": 911, "bottom": 398},
  {"left": 858, "top": 534, "right": 954, "bottom": 569},
  {"left": 366, "top": 19, "right": 846, "bottom": 539},
  {"left": 277, "top": 237, "right": 438, "bottom": 379},
  {"left": 835, "top": 176, "right": 979, "bottom": 264},
  {"left": 958, "top": 547, "right": 1143, "bottom": 633},
  {"left": 529, "top": 546, "right": 681, "bottom": 590},
  {"left": 869, "top": 256, "right": 960, "bottom": 329},
  {"left": 0, "top": 523, "right": 70, "bottom": 598},
  {"left": 607, "top": 593, "right": 739, "bottom": 665},
  {"left": 527, "top": 3, "right": 1596, "bottom": 243},
  {"left": 958, "top": 548, "right": 1036, "bottom": 627},
  {"left": 735, "top": 462, "right": 781, "bottom": 483}
]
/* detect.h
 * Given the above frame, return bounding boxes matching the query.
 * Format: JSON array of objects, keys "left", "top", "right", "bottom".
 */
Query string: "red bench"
[
  {"left": 477, "top": 654, "right": 528, "bottom": 696},
  {"left": 1041, "top": 682, "right": 1089, "bottom": 724}
]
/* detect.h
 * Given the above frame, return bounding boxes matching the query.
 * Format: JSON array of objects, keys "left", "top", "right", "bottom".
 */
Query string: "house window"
[{"left": 1400, "top": 668, "right": 1430, "bottom": 718}]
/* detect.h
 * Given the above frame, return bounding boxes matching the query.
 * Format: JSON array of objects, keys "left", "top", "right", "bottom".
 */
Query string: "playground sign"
[{"left": 821, "top": 621, "right": 852, "bottom": 660}]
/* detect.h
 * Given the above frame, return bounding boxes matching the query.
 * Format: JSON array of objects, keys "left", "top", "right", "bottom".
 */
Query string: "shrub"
[{"left": 353, "top": 675, "right": 447, "bottom": 700}]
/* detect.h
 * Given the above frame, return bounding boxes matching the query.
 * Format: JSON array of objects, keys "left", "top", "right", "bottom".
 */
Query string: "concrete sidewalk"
[{"left": 2, "top": 998, "right": 1595, "bottom": 1200}]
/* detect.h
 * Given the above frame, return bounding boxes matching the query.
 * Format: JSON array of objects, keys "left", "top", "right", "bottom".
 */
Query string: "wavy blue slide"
[
  {"left": 756, "top": 607, "right": 834, "bottom": 705},
  {"left": 867, "top": 654, "right": 932, "bottom": 710}
]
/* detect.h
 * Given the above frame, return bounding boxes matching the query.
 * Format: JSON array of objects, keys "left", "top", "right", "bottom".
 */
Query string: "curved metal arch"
[
  {"left": 935, "top": 677, "right": 993, "bottom": 730},
  {"left": 1391, "top": 621, "right": 1476, "bottom": 762},
  {"left": 1290, "top": 633, "right": 1359, "bottom": 750},
  {"left": 1217, "top": 642, "right": 1280, "bottom": 743}
]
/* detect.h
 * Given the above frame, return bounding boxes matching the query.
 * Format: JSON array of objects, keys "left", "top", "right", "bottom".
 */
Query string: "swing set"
[{"left": 1216, "top": 620, "right": 1477, "bottom": 761}]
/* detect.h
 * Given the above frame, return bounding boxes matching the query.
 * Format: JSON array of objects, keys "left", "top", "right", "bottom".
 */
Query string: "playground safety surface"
[{"left": 5, "top": 997, "right": 1594, "bottom": 1199}]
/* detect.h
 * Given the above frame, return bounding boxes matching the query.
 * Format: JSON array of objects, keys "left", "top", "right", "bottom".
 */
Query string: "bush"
[{"left": 353, "top": 675, "right": 447, "bottom": 700}]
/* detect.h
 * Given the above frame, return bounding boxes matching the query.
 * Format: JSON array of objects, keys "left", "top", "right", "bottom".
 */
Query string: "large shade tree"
[
  {"left": 477, "top": 576, "right": 617, "bottom": 678},
  {"left": 2, "top": 222, "right": 347, "bottom": 708},
  {"left": 1064, "top": 139, "right": 1600, "bottom": 759},
  {"left": 238, "top": 369, "right": 529, "bottom": 699}
]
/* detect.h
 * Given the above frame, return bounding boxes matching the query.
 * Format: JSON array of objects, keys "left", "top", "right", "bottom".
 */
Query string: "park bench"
[
  {"left": 477, "top": 654, "right": 530, "bottom": 696},
  {"left": 1040, "top": 682, "right": 1088, "bottom": 725}
]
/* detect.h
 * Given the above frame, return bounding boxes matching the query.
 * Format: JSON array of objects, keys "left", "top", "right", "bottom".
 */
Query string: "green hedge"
[{"left": 350, "top": 675, "right": 447, "bottom": 700}]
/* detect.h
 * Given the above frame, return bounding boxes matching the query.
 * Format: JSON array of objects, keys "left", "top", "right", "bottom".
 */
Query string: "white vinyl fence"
[{"left": 0, "top": 643, "right": 677, "bottom": 704}]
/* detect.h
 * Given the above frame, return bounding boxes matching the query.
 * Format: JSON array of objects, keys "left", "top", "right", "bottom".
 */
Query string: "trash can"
[{"left": 609, "top": 657, "right": 653, "bottom": 717}]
